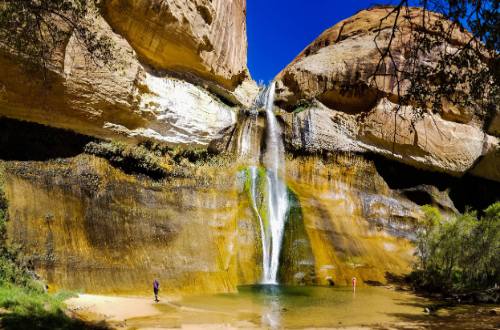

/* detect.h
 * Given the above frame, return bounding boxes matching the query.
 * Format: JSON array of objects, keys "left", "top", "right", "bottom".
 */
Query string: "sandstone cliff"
[
  {"left": 276, "top": 6, "right": 499, "bottom": 182},
  {"left": 2, "top": 122, "right": 423, "bottom": 293},
  {"left": 102, "top": 0, "right": 249, "bottom": 91},
  {"left": 0, "top": 4, "right": 498, "bottom": 297},
  {"left": 0, "top": 1, "right": 257, "bottom": 148}
]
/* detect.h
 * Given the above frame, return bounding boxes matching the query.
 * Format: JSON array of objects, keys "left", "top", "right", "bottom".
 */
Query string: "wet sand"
[{"left": 66, "top": 294, "right": 164, "bottom": 321}]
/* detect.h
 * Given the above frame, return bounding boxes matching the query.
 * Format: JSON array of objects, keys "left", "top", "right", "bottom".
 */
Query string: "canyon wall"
[
  {"left": 275, "top": 6, "right": 499, "bottom": 183},
  {"left": 0, "top": 5, "right": 498, "bottom": 295},
  {"left": 0, "top": 0, "right": 257, "bottom": 148},
  {"left": 2, "top": 135, "right": 421, "bottom": 294},
  {"left": 102, "top": 0, "right": 249, "bottom": 91},
  {"left": 3, "top": 114, "right": 496, "bottom": 294}
]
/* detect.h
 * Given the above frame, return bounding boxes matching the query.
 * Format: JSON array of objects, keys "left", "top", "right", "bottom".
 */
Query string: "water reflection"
[
  {"left": 262, "top": 298, "right": 281, "bottom": 329},
  {"left": 118, "top": 286, "right": 497, "bottom": 330},
  {"left": 258, "top": 285, "right": 283, "bottom": 329},
  {"left": 171, "top": 285, "right": 438, "bottom": 329}
]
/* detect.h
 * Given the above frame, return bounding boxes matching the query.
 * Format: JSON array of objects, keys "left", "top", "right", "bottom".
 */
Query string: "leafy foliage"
[
  {"left": 0, "top": 0, "right": 113, "bottom": 74},
  {"left": 412, "top": 202, "right": 500, "bottom": 293},
  {"left": 292, "top": 99, "right": 315, "bottom": 114},
  {"left": 141, "top": 141, "right": 212, "bottom": 165}
]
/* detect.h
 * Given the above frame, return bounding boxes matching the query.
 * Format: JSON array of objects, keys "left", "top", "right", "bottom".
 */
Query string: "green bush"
[
  {"left": 412, "top": 202, "right": 500, "bottom": 293},
  {"left": 0, "top": 285, "right": 99, "bottom": 330},
  {"left": 140, "top": 141, "right": 211, "bottom": 164}
]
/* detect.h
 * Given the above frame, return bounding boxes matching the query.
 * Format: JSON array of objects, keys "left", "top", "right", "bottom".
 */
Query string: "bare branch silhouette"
[
  {"left": 0, "top": 0, "right": 114, "bottom": 80},
  {"left": 369, "top": 0, "right": 498, "bottom": 134}
]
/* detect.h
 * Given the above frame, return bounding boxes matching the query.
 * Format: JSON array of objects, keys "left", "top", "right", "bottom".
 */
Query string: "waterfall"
[
  {"left": 261, "top": 82, "right": 289, "bottom": 284},
  {"left": 240, "top": 82, "right": 289, "bottom": 285}
]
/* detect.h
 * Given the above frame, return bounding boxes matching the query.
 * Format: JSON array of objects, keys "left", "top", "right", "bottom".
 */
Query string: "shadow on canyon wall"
[
  {"left": 0, "top": 117, "right": 93, "bottom": 161},
  {"left": 368, "top": 154, "right": 500, "bottom": 214}
]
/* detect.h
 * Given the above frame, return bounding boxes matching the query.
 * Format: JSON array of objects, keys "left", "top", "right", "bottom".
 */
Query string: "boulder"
[
  {"left": 357, "top": 99, "right": 497, "bottom": 176},
  {"left": 398, "top": 185, "right": 458, "bottom": 214},
  {"left": 276, "top": 6, "right": 472, "bottom": 114}
]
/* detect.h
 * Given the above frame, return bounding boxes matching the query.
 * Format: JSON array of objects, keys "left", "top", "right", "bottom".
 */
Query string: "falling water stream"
[
  {"left": 240, "top": 82, "right": 289, "bottom": 285},
  {"left": 261, "top": 82, "right": 289, "bottom": 284}
]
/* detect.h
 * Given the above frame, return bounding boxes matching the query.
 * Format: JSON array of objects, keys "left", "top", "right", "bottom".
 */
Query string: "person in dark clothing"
[{"left": 153, "top": 279, "right": 160, "bottom": 302}]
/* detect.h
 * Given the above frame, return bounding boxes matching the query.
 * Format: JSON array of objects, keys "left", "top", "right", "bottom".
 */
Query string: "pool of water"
[{"left": 126, "top": 285, "right": 434, "bottom": 329}]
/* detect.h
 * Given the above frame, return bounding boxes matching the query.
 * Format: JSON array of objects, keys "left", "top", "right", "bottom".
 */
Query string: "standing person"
[
  {"left": 352, "top": 277, "right": 357, "bottom": 292},
  {"left": 153, "top": 279, "right": 160, "bottom": 302}
]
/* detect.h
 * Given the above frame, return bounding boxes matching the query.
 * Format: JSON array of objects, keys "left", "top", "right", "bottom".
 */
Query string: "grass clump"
[
  {"left": 0, "top": 285, "right": 103, "bottom": 330},
  {"left": 0, "top": 285, "right": 71, "bottom": 316}
]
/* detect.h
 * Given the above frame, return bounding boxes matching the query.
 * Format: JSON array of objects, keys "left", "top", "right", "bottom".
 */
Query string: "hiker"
[
  {"left": 352, "top": 277, "right": 357, "bottom": 292},
  {"left": 153, "top": 279, "right": 160, "bottom": 302}
]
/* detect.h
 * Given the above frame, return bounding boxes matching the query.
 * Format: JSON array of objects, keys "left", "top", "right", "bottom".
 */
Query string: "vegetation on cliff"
[
  {"left": 84, "top": 140, "right": 222, "bottom": 179},
  {"left": 84, "top": 141, "right": 169, "bottom": 179},
  {"left": 411, "top": 203, "right": 500, "bottom": 296}
]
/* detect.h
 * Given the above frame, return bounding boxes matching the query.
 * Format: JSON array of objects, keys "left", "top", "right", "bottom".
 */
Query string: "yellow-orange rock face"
[{"left": 3, "top": 152, "right": 421, "bottom": 294}]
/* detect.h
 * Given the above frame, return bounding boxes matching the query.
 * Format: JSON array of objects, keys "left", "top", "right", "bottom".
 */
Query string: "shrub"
[
  {"left": 140, "top": 141, "right": 211, "bottom": 164},
  {"left": 0, "top": 285, "right": 97, "bottom": 330},
  {"left": 412, "top": 202, "right": 500, "bottom": 293}
]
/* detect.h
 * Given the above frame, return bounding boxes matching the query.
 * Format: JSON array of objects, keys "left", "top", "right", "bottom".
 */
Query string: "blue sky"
[{"left": 246, "top": 0, "right": 398, "bottom": 82}]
